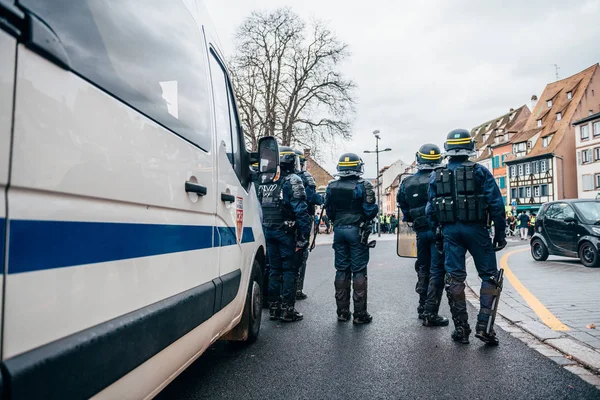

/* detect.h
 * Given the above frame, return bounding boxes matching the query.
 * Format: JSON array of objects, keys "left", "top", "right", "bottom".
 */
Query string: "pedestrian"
[
  {"left": 293, "top": 149, "right": 324, "bottom": 300},
  {"left": 390, "top": 214, "right": 398, "bottom": 234},
  {"left": 529, "top": 213, "right": 536, "bottom": 238},
  {"left": 325, "top": 153, "right": 379, "bottom": 324},
  {"left": 518, "top": 211, "right": 530, "bottom": 240},
  {"left": 427, "top": 129, "right": 506, "bottom": 345},
  {"left": 398, "top": 143, "right": 449, "bottom": 326},
  {"left": 380, "top": 214, "right": 386, "bottom": 233},
  {"left": 258, "top": 146, "right": 311, "bottom": 322},
  {"left": 385, "top": 214, "right": 391, "bottom": 233}
]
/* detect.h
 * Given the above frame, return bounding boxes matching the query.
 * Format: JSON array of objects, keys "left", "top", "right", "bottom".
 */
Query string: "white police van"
[{"left": 0, "top": 1, "right": 266, "bottom": 398}]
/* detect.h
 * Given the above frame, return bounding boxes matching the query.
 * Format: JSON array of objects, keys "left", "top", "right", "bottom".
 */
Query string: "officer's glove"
[
  {"left": 493, "top": 235, "right": 507, "bottom": 252},
  {"left": 296, "top": 237, "right": 309, "bottom": 251},
  {"left": 435, "top": 227, "right": 444, "bottom": 254}
]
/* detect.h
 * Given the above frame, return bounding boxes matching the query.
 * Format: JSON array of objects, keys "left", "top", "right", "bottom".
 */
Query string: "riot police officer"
[
  {"left": 427, "top": 129, "right": 507, "bottom": 345},
  {"left": 398, "top": 144, "right": 449, "bottom": 326},
  {"left": 259, "top": 146, "right": 312, "bottom": 322},
  {"left": 325, "top": 153, "right": 378, "bottom": 324},
  {"left": 293, "top": 149, "right": 324, "bottom": 300}
]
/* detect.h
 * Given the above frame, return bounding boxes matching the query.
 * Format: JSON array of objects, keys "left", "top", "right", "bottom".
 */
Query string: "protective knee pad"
[
  {"left": 352, "top": 275, "right": 368, "bottom": 313},
  {"left": 445, "top": 275, "right": 468, "bottom": 323},
  {"left": 334, "top": 279, "right": 351, "bottom": 309},
  {"left": 478, "top": 279, "right": 501, "bottom": 323}
]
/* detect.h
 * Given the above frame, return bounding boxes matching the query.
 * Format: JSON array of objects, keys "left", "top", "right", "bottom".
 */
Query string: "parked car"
[{"left": 530, "top": 199, "right": 600, "bottom": 267}]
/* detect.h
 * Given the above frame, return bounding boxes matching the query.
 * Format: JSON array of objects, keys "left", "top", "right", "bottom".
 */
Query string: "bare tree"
[{"left": 230, "top": 8, "right": 355, "bottom": 154}]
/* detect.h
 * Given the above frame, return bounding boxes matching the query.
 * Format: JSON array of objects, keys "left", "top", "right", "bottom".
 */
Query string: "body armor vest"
[
  {"left": 298, "top": 171, "right": 316, "bottom": 216},
  {"left": 433, "top": 163, "right": 488, "bottom": 224},
  {"left": 404, "top": 173, "right": 430, "bottom": 231},
  {"left": 329, "top": 178, "right": 364, "bottom": 226},
  {"left": 259, "top": 177, "right": 294, "bottom": 228}
]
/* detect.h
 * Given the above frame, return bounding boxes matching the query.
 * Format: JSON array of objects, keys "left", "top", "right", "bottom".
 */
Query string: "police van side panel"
[{"left": 1, "top": 1, "right": 264, "bottom": 399}]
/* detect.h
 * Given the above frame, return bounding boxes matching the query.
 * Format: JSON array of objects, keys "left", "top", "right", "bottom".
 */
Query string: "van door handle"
[
  {"left": 221, "top": 193, "right": 235, "bottom": 203},
  {"left": 185, "top": 181, "right": 207, "bottom": 196}
]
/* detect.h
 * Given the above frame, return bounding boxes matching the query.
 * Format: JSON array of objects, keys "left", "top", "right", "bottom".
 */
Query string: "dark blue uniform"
[
  {"left": 295, "top": 170, "right": 324, "bottom": 297},
  {"left": 427, "top": 158, "right": 506, "bottom": 336},
  {"left": 325, "top": 176, "right": 378, "bottom": 320},
  {"left": 398, "top": 169, "right": 445, "bottom": 318},
  {"left": 259, "top": 171, "right": 311, "bottom": 313}
]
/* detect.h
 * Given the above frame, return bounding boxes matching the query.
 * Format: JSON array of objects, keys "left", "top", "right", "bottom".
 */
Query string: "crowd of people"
[{"left": 506, "top": 211, "right": 536, "bottom": 240}]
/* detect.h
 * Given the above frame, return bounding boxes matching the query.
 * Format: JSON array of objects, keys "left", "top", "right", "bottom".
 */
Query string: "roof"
[
  {"left": 471, "top": 105, "right": 531, "bottom": 162},
  {"left": 506, "top": 64, "right": 600, "bottom": 162},
  {"left": 573, "top": 111, "right": 600, "bottom": 126}
]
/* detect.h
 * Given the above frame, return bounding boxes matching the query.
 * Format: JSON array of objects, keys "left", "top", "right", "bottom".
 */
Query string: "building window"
[
  {"left": 514, "top": 142, "right": 526, "bottom": 153},
  {"left": 542, "top": 135, "right": 553, "bottom": 147},
  {"left": 519, "top": 187, "right": 525, "bottom": 198},
  {"left": 556, "top": 112, "right": 562, "bottom": 121},
  {"left": 527, "top": 141, "right": 532, "bottom": 149},
  {"left": 499, "top": 176, "right": 506, "bottom": 189},
  {"left": 511, "top": 188, "right": 517, "bottom": 199},
  {"left": 547, "top": 100, "right": 553, "bottom": 107},
  {"left": 525, "top": 163, "right": 531, "bottom": 174},
  {"left": 534, "top": 186, "right": 540, "bottom": 197},
  {"left": 596, "top": 174, "right": 600, "bottom": 189},
  {"left": 594, "top": 122, "right": 600, "bottom": 136},
  {"left": 583, "top": 175, "right": 594, "bottom": 191},
  {"left": 595, "top": 148, "right": 600, "bottom": 161},
  {"left": 510, "top": 165, "right": 516, "bottom": 177},
  {"left": 541, "top": 184, "right": 549, "bottom": 196},
  {"left": 567, "top": 91, "right": 572, "bottom": 100},
  {"left": 537, "top": 119, "right": 542, "bottom": 127},
  {"left": 518, "top": 164, "right": 524, "bottom": 176},
  {"left": 582, "top": 149, "right": 592, "bottom": 164},
  {"left": 532, "top": 161, "right": 539, "bottom": 174},
  {"left": 526, "top": 186, "right": 532, "bottom": 198},
  {"left": 581, "top": 125, "right": 590, "bottom": 140},
  {"left": 541, "top": 160, "right": 548, "bottom": 173}
]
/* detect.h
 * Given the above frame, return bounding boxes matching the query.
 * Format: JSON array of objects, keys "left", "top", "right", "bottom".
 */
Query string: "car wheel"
[
  {"left": 579, "top": 241, "right": 600, "bottom": 268},
  {"left": 227, "top": 260, "right": 263, "bottom": 344},
  {"left": 531, "top": 239, "right": 549, "bottom": 261}
]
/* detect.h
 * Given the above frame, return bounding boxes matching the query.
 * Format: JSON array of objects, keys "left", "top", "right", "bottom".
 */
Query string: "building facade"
[
  {"left": 378, "top": 158, "right": 407, "bottom": 215},
  {"left": 506, "top": 64, "right": 600, "bottom": 211},
  {"left": 304, "top": 148, "right": 334, "bottom": 190},
  {"left": 573, "top": 112, "right": 600, "bottom": 199}
]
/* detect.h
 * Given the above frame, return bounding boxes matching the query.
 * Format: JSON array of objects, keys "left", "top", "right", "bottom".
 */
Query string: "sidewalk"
[{"left": 465, "top": 245, "right": 600, "bottom": 381}]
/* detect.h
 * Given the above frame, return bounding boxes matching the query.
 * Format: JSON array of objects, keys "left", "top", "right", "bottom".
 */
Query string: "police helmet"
[
  {"left": 293, "top": 149, "right": 306, "bottom": 170},
  {"left": 336, "top": 152, "right": 364, "bottom": 176},
  {"left": 444, "top": 129, "right": 475, "bottom": 157},
  {"left": 279, "top": 146, "right": 300, "bottom": 172},
  {"left": 415, "top": 143, "right": 442, "bottom": 170}
]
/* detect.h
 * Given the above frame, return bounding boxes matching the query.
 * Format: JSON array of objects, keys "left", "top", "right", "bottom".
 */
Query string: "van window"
[
  {"left": 209, "top": 51, "right": 245, "bottom": 185},
  {"left": 20, "top": 0, "right": 212, "bottom": 151}
]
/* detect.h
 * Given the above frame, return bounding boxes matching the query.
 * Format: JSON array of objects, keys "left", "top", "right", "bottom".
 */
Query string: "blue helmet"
[
  {"left": 444, "top": 129, "right": 475, "bottom": 157},
  {"left": 415, "top": 143, "right": 442, "bottom": 170},
  {"left": 336, "top": 152, "right": 364, "bottom": 176},
  {"left": 279, "top": 146, "right": 300, "bottom": 172}
]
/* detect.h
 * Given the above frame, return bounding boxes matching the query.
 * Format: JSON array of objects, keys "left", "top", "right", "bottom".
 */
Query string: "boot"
[
  {"left": 417, "top": 305, "right": 425, "bottom": 320},
  {"left": 280, "top": 304, "right": 303, "bottom": 322},
  {"left": 337, "top": 309, "right": 352, "bottom": 322},
  {"left": 475, "top": 321, "right": 499, "bottom": 345},
  {"left": 296, "top": 290, "right": 308, "bottom": 300},
  {"left": 353, "top": 310, "right": 373, "bottom": 324},
  {"left": 269, "top": 301, "right": 282, "bottom": 320},
  {"left": 451, "top": 323, "right": 471, "bottom": 344},
  {"left": 422, "top": 312, "right": 449, "bottom": 327}
]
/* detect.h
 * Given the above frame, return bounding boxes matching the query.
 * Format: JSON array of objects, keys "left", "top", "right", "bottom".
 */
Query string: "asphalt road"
[{"left": 158, "top": 240, "right": 600, "bottom": 400}]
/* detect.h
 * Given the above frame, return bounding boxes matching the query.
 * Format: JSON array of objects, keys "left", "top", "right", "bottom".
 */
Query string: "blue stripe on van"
[
  {"left": 1, "top": 217, "right": 5, "bottom": 269},
  {"left": 8, "top": 220, "right": 215, "bottom": 274},
  {"left": 242, "top": 227, "right": 255, "bottom": 243}
]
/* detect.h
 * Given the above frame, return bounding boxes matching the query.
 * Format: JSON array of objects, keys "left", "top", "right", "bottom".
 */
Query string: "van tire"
[
  {"left": 226, "top": 259, "right": 262, "bottom": 344},
  {"left": 531, "top": 239, "right": 548, "bottom": 261},
  {"left": 579, "top": 241, "right": 600, "bottom": 268}
]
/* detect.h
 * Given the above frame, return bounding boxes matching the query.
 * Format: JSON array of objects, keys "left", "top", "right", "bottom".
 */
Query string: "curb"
[{"left": 465, "top": 254, "right": 600, "bottom": 388}]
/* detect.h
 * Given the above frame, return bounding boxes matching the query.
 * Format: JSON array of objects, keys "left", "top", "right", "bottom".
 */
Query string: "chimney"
[
  {"left": 530, "top": 95, "right": 538, "bottom": 111},
  {"left": 509, "top": 108, "right": 514, "bottom": 112}
]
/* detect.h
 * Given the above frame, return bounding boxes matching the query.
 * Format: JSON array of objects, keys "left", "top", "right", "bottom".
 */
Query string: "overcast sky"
[{"left": 203, "top": 0, "right": 600, "bottom": 177}]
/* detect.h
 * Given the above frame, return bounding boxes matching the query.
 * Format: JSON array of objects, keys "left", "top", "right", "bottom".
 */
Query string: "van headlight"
[{"left": 592, "top": 227, "right": 600, "bottom": 235}]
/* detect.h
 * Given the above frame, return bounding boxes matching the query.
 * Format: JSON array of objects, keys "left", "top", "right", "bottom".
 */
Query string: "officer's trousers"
[
  {"left": 265, "top": 229, "right": 298, "bottom": 305},
  {"left": 443, "top": 222, "right": 499, "bottom": 326},
  {"left": 415, "top": 230, "right": 446, "bottom": 314},
  {"left": 332, "top": 225, "right": 369, "bottom": 313}
]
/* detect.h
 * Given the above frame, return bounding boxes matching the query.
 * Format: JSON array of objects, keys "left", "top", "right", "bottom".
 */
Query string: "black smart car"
[{"left": 530, "top": 199, "right": 600, "bottom": 267}]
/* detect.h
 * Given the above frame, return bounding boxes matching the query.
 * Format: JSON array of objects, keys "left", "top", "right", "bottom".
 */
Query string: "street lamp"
[{"left": 364, "top": 130, "right": 392, "bottom": 237}]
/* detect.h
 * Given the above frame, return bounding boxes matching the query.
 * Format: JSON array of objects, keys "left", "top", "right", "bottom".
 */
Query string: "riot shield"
[{"left": 397, "top": 219, "right": 417, "bottom": 258}]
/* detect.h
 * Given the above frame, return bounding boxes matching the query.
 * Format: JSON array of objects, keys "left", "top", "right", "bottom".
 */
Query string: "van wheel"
[
  {"left": 531, "top": 239, "right": 549, "bottom": 261},
  {"left": 233, "top": 260, "right": 262, "bottom": 344},
  {"left": 579, "top": 242, "right": 600, "bottom": 268}
]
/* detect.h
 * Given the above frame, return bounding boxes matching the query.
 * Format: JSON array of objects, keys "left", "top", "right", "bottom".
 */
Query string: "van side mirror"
[
  {"left": 258, "top": 136, "right": 279, "bottom": 184},
  {"left": 564, "top": 216, "right": 577, "bottom": 223}
]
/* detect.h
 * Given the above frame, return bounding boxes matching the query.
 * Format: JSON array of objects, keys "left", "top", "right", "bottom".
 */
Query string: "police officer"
[
  {"left": 325, "top": 153, "right": 379, "bottom": 324},
  {"left": 427, "top": 129, "right": 507, "bottom": 345},
  {"left": 259, "top": 146, "right": 312, "bottom": 322},
  {"left": 293, "top": 149, "right": 324, "bottom": 300},
  {"left": 398, "top": 144, "right": 449, "bottom": 326}
]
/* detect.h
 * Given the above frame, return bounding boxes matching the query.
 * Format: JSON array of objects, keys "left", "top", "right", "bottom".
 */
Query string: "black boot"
[
  {"left": 337, "top": 309, "right": 352, "bottom": 322},
  {"left": 353, "top": 310, "right": 373, "bottom": 324},
  {"left": 269, "top": 301, "right": 282, "bottom": 320},
  {"left": 475, "top": 321, "right": 499, "bottom": 345},
  {"left": 423, "top": 312, "right": 449, "bottom": 327},
  {"left": 296, "top": 290, "right": 308, "bottom": 300},
  {"left": 280, "top": 304, "right": 303, "bottom": 322},
  {"left": 417, "top": 305, "right": 425, "bottom": 320},
  {"left": 451, "top": 323, "right": 471, "bottom": 344}
]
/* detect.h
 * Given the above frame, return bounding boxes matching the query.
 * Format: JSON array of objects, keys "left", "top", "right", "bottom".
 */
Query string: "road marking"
[{"left": 501, "top": 248, "right": 570, "bottom": 331}]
